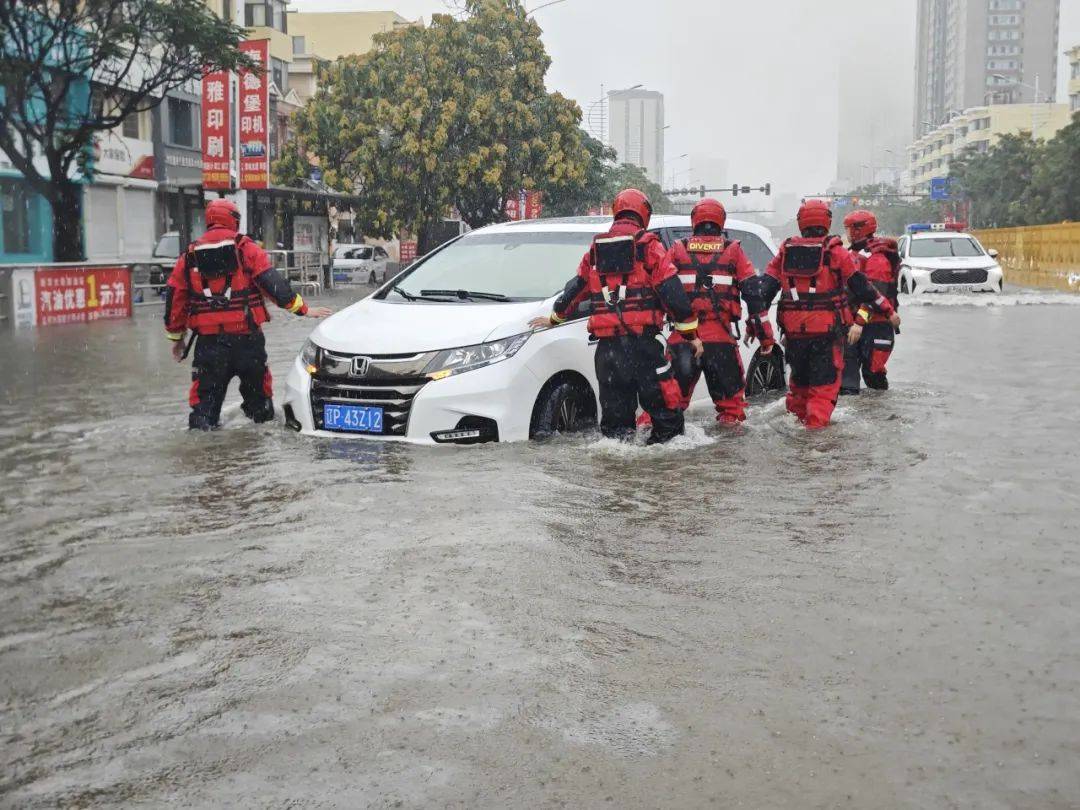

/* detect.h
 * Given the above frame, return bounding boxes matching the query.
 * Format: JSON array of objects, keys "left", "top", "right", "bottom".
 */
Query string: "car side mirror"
[{"left": 988, "top": 248, "right": 999, "bottom": 259}]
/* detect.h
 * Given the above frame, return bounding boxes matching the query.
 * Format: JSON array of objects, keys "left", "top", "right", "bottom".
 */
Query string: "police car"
[
  {"left": 283, "top": 215, "right": 783, "bottom": 444},
  {"left": 897, "top": 223, "right": 1004, "bottom": 294}
]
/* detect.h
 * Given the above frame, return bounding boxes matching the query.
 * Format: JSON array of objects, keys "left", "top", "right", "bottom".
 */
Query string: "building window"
[
  {"left": 0, "top": 179, "right": 35, "bottom": 255},
  {"left": 167, "top": 96, "right": 195, "bottom": 147},
  {"left": 292, "top": 36, "right": 305, "bottom": 54},
  {"left": 271, "top": 57, "right": 286, "bottom": 91},
  {"left": 245, "top": 1, "right": 287, "bottom": 32}
]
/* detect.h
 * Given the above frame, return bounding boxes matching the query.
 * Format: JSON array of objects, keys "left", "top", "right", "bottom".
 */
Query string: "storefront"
[
  {"left": 155, "top": 89, "right": 207, "bottom": 248},
  {"left": 244, "top": 185, "right": 361, "bottom": 252},
  {"left": 0, "top": 171, "right": 53, "bottom": 264}
]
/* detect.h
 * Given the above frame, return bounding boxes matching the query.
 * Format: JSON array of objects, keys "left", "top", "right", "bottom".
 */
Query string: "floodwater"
[{"left": 1, "top": 288, "right": 1079, "bottom": 809}]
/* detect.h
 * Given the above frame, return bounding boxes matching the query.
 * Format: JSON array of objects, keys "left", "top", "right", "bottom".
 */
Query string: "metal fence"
[
  {"left": 269, "top": 250, "right": 329, "bottom": 298},
  {"left": 973, "top": 222, "right": 1080, "bottom": 292}
]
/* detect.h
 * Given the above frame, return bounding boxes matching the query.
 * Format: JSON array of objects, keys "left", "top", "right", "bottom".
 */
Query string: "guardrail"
[{"left": 972, "top": 222, "right": 1080, "bottom": 292}]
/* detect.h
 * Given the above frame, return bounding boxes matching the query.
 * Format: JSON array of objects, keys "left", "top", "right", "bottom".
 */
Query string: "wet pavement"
[{"left": 1, "top": 288, "right": 1079, "bottom": 809}]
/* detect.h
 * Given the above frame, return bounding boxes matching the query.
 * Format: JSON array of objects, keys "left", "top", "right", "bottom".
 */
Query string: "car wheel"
[
  {"left": 367, "top": 270, "right": 377, "bottom": 286},
  {"left": 530, "top": 380, "right": 597, "bottom": 440},
  {"left": 745, "top": 348, "right": 785, "bottom": 397}
]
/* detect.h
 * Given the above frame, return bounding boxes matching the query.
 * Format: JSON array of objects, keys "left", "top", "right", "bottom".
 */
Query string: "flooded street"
[{"left": 2, "top": 290, "right": 1079, "bottom": 809}]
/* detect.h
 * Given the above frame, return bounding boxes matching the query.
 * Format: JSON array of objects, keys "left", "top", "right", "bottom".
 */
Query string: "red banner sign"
[
  {"left": 35, "top": 267, "right": 132, "bottom": 327},
  {"left": 201, "top": 69, "right": 231, "bottom": 190},
  {"left": 506, "top": 191, "right": 543, "bottom": 221},
  {"left": 525, "top": 191, "right": 543, "bottom": 220},
  {"left": 238, "top": 40, "right": 270, "bottom": 189},
  {"left": 399, "top": 240, "right": 418, "bottom": 264}
]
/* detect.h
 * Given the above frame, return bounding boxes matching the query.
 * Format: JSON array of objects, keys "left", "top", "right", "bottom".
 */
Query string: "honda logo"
[{"left": 351, "top": 356, "right": 371, "bottom": 377}]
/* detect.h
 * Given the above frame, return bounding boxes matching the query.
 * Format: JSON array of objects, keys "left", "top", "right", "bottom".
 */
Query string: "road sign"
[
  {"left": 834, "top": 197, "right": 850, "bottom": 208},
  {"left": 929, "top": 177, "right": 952, "bottom": 201}
]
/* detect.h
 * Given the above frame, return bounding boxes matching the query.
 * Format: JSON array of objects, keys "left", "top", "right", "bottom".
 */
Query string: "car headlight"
[
  {"left": 423, "top": 333, "right": 531, "bottom": 381},
  {"left": 301, "top": 339, "right": 320, "bottom": 374}
]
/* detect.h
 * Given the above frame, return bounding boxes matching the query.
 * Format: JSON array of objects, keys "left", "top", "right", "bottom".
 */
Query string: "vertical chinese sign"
[
  {"left": 238, "top": 40, "right": 270, "bottom": 189},
  {"left": 201, "top": 70, "right": 230, "bottom": 190},
  {"left": 525, "top": 191, "right": 543, "bottom": 220}
]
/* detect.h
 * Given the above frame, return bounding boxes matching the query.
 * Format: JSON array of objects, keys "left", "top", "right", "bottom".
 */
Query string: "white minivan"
[{"left": 283, "top": 215, "right": 784, "bottom": 444}]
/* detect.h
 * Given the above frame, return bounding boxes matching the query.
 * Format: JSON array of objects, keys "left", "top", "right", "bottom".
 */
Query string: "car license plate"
[
  {"left": 323, "top": 403, "right": 384, "bottom": 433},
  {"left": 946, "top": 284, "right": 975, "bottom": 293}
]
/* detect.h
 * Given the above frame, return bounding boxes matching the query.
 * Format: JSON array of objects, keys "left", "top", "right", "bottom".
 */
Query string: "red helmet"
[
  {"left": 797, "top": 199, "right": 833, "bottom": 233},
  {"left": 612, "top": 188, "right": 652, "bottom": 228},
  {"left": 206, "top": 198, "right": 241, "bottom": 229},
  {"left": 691, "top": 198, "right": 727, "bottom": 231},
  {"left": 843, "top": 209, "right": 877, "bottom": 242}
]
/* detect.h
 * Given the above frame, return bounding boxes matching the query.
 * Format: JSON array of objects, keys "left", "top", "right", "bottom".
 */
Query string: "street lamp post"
[{"left": 992, "top": 73, "right": 1044, "bottom": 141}]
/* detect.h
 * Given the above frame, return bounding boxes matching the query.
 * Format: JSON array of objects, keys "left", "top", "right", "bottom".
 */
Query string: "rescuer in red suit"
[
  {"left": 528, "top": 189, "right": 704, "bottom": 444},
  {"left": 165, "top": 199, "right": 332, "bottom": 430},
  {"left": 840, "top": 209, "right": 901, "bottom": 394},
  {"left": 663, "top": 198, "right": 766, "bottom": 424},
  {"left": 742, "top": 200, "right": 900, "bottom": 429}
]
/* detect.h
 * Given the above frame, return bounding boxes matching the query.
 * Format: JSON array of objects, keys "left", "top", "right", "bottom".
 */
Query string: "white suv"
[{"left": 283, "top": 215, "right": 783, "bottom": 444}]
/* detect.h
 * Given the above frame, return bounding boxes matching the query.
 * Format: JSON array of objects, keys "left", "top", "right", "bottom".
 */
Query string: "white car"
[
  {"left": 283, "top": 215, "right": 784, "bottom": 444},
  {"left": 898, "top": 225, "right": 1004, "bottom": 294},
  {"left": 331, "top": 243, "right": 391, "bottom": 286}
]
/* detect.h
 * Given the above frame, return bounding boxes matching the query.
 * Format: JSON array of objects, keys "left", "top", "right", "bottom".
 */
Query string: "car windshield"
[
  {"left": 909, "top": 237, "right": 984, "bottom": 258},
  {"left": 665, "top": 227, "right": 774, "bottom": 272},
  {"left": 153, "top": 234, "right": 180, "bottom": 258},
  {"left": 387, "top": 230, "right": 597, "bottom": 302}
]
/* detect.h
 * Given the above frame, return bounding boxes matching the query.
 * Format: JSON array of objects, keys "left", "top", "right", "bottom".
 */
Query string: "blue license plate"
[{"left": 323, "top": 403, "right": 384, "bottom": 433}]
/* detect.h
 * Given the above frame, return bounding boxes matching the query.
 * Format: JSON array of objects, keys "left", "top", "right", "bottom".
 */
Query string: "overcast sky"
[{"left": 292, "top": 0, "right": 1080, "bottom": 204}]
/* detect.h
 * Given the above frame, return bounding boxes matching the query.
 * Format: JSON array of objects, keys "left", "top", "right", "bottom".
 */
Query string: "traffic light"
[
  {"left": 732, "top": 184, "right": 739, "bottom": 197},
  {"left": 699, "top": 185, "right": 706, "bottom": 198},
  {"left": 764, "top": 183, "right": 771, "bottom": 196}
]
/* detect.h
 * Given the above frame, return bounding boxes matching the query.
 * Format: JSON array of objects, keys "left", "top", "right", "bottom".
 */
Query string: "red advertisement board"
[
  {"left": 238, "top": 40, "right": 270, "bottom": 189},
  {"left": 201, "top": 69, "right": 231, "bottom": 190},
  {"left": 399, "top": 240, "right": 418, "bottom": 264},
  {"left": 525, "top": 191, "right": 543, "bottom": 220},
  {"left": 35, "top": 267, "right": 132, "bottom": 327}
]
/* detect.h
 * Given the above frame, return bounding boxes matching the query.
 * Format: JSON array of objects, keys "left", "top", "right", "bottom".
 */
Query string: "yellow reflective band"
[
  {"left": 674, "top": 319, "right": 699, "bottom": 333},
  {"left": 550, "top": 312, "right": 566, "bottom": 324},
  {"left": 857, "top": 307, "right": 870, "bottom": 321},
  {"left": 288, "top": 294, "right": 305, "bottom": 314},
  {"left": 166, "top": 331, "right": 185, "bottom": 341}
]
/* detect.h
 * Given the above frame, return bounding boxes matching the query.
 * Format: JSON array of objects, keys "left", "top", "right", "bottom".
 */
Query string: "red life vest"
[
  {"left": 585, "top": 227, "right": 665, "bottom": 338},
  {"left": 776, "top": 235, "right": 851, "bottom": 337},
  {"left": 183, "top": 235, "right": 270, "bottom": 335},
  {"left": 670, "top": 236, "right": 743, "bottom": 329},
  {"left": 852, "top": 237, "right": 901, "bottom": 309}
]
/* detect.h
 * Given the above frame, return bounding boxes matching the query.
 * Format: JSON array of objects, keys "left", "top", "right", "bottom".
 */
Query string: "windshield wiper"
[
  {"left": 390, "top": 285, "right": 419, "bottom": 301},
  {"left": 420, "top": 289, "right": 511, "bottom": 302}
]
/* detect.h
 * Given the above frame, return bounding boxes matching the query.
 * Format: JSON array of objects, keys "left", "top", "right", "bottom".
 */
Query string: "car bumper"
[
  {"left": 908, "top": 267, "right": 1003, "bottom": 293},
  {"left": 283, "top": 354, "right": 543, "bottom": 444}
]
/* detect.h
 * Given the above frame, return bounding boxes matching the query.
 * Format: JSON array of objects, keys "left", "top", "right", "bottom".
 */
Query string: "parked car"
[
  {"left": 898, "top": 224, "right": 1004, "bottom": 294},
  {"left": 130, "top": 231, "right": 182, "bottom": 301},
  {"left": 331, "top": 243, "right": 391, "bottom": 286},
  {"left": 283, "top": 215, "right": 785, "bottom": 444}
]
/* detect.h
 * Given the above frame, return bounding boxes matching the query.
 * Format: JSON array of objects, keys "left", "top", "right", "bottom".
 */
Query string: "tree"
[
  {"left": 604, "top": 162, "right": 675, "bottom": 215},
  {"left": 0, "top": 0, "right": 254, "bottom": 261},
  {"left": 948, "top": 135, "right": 1041, "bottom": 228},
  {"left": 288, "top": 0, "right": 591, "bottom": 252},
  {"left": 1023, "top": 113, "right": 1080, "bottom": 223}
]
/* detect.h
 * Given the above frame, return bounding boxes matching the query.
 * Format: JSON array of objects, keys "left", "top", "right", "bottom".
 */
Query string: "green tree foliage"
[
  {"left": 1022, "top": 114, "right": 1080, "bottom": 224},
  {"left": 542, "top": 132, "right": 675, "bottom": 217},
  {"left": 288, "top": 0, "right": 590, "bottom": 250},
  {"left": 948, "top": 134, "right": 1039, "bottom": 228},
  {"left": 0, "top": 0, "right": 254, "bottom": 260}
]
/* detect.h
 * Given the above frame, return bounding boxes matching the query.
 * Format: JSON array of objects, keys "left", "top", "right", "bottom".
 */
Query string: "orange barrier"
[{"left": 972, "top": 223, "right": 1080, "bottom": 293}]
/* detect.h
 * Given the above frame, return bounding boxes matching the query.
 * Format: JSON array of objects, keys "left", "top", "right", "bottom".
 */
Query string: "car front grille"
[
  {"left": 310, "top": 376, "right": 428, "bottom": 437},
  {"left": 930, "top": 268, "right": 989, "bottom": 285},
  {"left": 308, "top": 350, "right": 435, "bottom": 437}
]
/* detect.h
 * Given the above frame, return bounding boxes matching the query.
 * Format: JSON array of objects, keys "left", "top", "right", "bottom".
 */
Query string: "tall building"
[
  {"left": 1068, "top": 45, "right": 1080, "bottom": 112},
  {"left": 914, "top": 0, "right": 1061, "bottom": 136},
  {"left": 608, "top": 89, "right": 665, "bottom": 186},
  {"left": 287, "top": 11, "right": 417, "bottom": 62}
]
